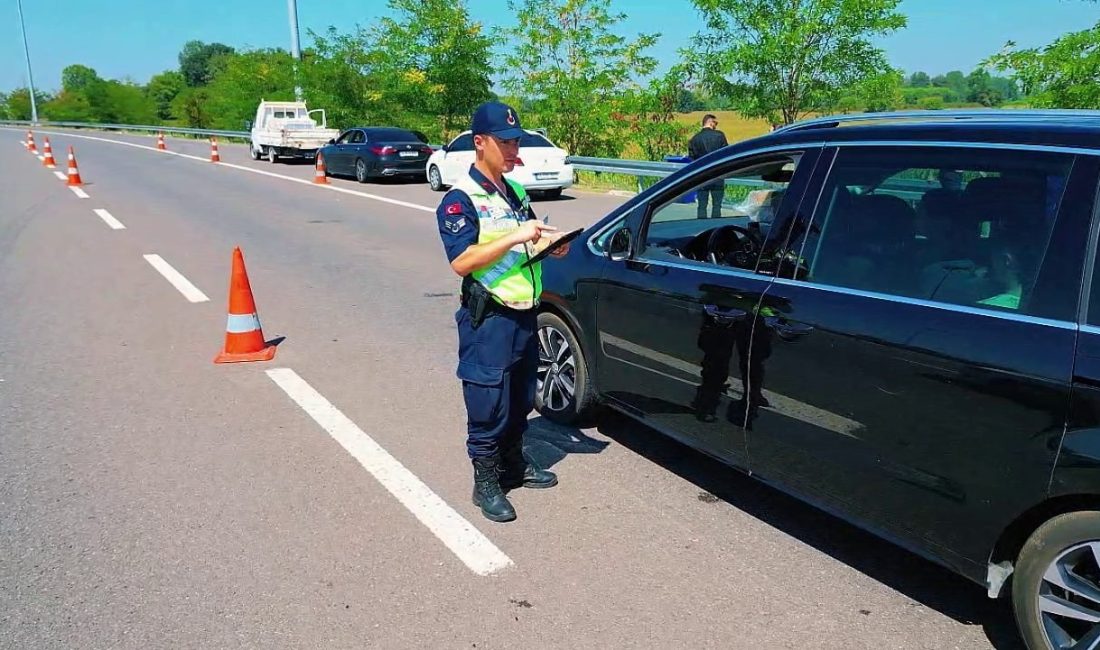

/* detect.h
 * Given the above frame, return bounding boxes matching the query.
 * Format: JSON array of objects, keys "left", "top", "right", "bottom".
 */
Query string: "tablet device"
[{"left": 522, "top": 228, "right": 584, "bottom": 268}]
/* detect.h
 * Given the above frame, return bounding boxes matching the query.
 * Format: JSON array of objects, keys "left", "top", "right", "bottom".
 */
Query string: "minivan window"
[
  {"left": 638, "top": 156, "right": 799, "bottom": 272},
  {"left": 788, "top": 146, "right": 1073, "bottom": 318}
]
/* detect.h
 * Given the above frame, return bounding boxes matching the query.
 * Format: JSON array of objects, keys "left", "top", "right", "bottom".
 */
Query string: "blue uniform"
[{"left": 437, "top": 166, "right": 539, "bottom": 459}]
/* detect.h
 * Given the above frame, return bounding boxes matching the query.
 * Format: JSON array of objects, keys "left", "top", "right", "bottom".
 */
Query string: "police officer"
[{"left": 436, "top": 102, "right": 568, "bottom": 522}]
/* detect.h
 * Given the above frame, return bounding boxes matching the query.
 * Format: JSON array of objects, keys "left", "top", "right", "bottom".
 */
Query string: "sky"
[{"left": 3, "top": 0, "right": 1098, "bottom": 93}]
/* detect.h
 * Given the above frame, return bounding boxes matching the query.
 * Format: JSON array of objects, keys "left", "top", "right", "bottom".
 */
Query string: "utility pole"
[
  {"left": 16, "top": 0, "right": 39, "bottom": 124},
  {"left": 287, "top": 0, "right": 303, "bottom": 101}
]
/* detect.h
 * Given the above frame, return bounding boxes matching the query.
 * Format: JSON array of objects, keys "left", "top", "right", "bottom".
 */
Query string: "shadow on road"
[
  {"left": 524, "top": 415, "right": 609, "bottom": 471},
  {"left": 593, "top": 409, "right": 1025, "bottom": 650}
]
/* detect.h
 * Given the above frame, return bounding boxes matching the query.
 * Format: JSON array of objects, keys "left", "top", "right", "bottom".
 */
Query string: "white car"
[{"left": 426, "top": 129, "right": 574, "bottom": 198}]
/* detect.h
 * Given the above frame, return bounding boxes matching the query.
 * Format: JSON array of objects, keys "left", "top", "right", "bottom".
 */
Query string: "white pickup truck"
[{"left": 248, "top": 100, "right": 340, "bottom": 163}]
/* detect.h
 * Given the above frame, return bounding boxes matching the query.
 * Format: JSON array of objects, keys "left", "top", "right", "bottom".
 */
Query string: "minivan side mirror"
[
  {"left": 244, "top": 119, "right": 252, "bottom": 130},
  {"left": 607, "top": 227, "right": 633, "bottom": 262}
]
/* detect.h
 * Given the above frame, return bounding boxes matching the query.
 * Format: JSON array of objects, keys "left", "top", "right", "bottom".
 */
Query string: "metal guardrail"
[
  {"left": 566, "top": 155, "right": 682, "bottom": 178},
  {"left": 0, "top": 119, "right": 249, "bottom": 140}
]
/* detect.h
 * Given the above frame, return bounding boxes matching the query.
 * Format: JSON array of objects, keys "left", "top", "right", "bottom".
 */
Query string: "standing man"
[
  {"left": 436, "top": 102, "right": 567, "bottom": 523},
  {"left": 688, "top": 113, "right": 729, "bottom": 219}
]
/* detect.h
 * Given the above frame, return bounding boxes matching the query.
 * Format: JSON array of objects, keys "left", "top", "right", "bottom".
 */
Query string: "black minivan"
[{"left": 534, "top": 111, "right": 1100, "bottom": 650}]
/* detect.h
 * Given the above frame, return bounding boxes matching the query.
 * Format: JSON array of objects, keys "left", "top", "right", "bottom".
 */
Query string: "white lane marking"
[
  {"left": 3, "top": 128, "right": 434, "bottom": 213},
  {"left": 142, "top": 254, "right": 210, "bottom": 303},
  {"left": 265, "top": 367, "right": 513, "bottom": 576},
  {"left": 36, "top": 155, "right": 44, "bottom": 161},
  {"left": 93, "top": 208, "right": 125, "bottom": 230},
  {"left": 53, "top": 171, "right": 67, "bottom": 181},
  {"left": 69, "top": 187, "right": 89, "bottom": 199},
  {"left": 19, "top": 141, "right": 26, "bottom": 147}
]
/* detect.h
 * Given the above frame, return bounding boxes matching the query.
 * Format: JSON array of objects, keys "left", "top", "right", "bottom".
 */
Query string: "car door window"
[
  {"left": 349, "top": 130, "right": 366, "bottom": 145},
  {"left": 449, "top": 134, "right": 474, "bottom": 152},
  {"left": 639, "top": 155, "right": 801, "bottom": 273},
  {"left": 335, "top": 131, "right": 354, "bottom": 145},
  {"left": 786, "top": 146, "right": 1075, "bottom": 319}
]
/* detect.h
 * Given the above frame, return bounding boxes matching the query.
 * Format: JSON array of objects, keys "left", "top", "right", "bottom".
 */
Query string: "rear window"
[
  {"left": 365, "top": 128, "right": 422, "bottom": 142},
  {"left": 520, "top": 133, "right": 554, "bottom": 148}
]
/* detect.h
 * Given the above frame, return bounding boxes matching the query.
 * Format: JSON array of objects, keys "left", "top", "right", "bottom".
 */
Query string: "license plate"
[
  {"left": 535, "top": 172, "right": 558, "bottom": 180},
  {"left": 399, "top": 151, "right": 418, "bottom": 158}
]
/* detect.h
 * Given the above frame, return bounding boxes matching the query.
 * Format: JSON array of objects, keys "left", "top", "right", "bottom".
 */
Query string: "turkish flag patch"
[{"left": 445, "top": 203, "right": 463, "bottom": 215}]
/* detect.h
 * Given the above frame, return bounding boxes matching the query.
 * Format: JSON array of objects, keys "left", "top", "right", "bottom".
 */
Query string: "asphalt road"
[{"left": 0, "top": 128, "right": 1024, "bottom": 649}]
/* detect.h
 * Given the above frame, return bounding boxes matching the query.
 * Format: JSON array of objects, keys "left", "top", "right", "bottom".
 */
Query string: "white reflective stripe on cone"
[{"left": 226, "top": 312, "right": 262, "bottom": 334}]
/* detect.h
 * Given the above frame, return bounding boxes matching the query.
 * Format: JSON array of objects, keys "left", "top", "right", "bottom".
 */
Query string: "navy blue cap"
[{"left": 471, "top": 101, "right": 525, "bottom": 140}]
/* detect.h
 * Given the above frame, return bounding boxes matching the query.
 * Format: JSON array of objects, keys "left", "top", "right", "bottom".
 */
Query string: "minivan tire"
[
  {"left": 1012, "top": 510, "right": 1100, "bottom": 650},
  {"left": 535, "top": 311, "right": 596, "bottom": 426}
]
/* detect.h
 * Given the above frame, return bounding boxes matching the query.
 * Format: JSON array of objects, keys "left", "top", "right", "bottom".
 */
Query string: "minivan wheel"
[
  {"left": 428, "top": 165, "right": 444, "bottom": 191},
  {"left": 1013, "top": 511, "right": 1100, "bottom": 650},
  {"left": 535, "top": 312, "right": 595, "bottom": 425}
]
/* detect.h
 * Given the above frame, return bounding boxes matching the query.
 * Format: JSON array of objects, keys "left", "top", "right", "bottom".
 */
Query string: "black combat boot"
[
  {"left": 500, "top": 436, "right": 558, "bottom": 490},
  {"left": 471, "top": 454, "right": 516, "bottom": 522}
]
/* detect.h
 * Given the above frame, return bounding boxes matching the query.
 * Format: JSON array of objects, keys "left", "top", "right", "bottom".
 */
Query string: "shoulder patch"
[
  {"left": 444, "top": 216, "right": 467, "bottom": 233},
  {"left": 445, "top": 202, "right": 463, "bottom": 215}
]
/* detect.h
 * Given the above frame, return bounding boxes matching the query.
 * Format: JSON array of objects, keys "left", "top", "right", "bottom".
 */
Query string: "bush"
[{"left": 918, "top": 95, "right": 945, "bottom": 110}]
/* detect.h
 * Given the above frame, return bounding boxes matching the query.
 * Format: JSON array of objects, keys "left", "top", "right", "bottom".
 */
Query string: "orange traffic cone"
[
  {"left": 214, "top": 247, "right": 277, "bottom": 364},
  {"left": 209, "top": 137, "right": 221, "bottom": 163},
  {"left": 157, "top": 132, "right": 167, "bottom": 151},
  {"left": 313, "top": 152, "right": 329, "bottom": 185},
  {"left": 42, "top": 137, "right": 56, "bottom": 168},
  {"left": 26, "top": 131, "right": 37, "bottom": 154},
  {"left": 66, "top": 146, "right": 83, "bottom": 186}
]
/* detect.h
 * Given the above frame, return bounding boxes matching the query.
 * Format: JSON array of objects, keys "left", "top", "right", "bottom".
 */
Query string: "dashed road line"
[
  {"left": 69, "top": 187, "right": 89, "bottom": 199},
  {"left": 93, "top": 208, "right": 125, "bottom": 230},
  {"left": 6, "top": 129, "right": 434, "bottom": 213},
  {"left": 265, "top": 367, "right": 513, "bottom": 576},
  {"left": 142, "top": 254, "right": 210, "bottom": 303},
  {"left": 52, "top": 171, "right": 66, "bottom": 181}
]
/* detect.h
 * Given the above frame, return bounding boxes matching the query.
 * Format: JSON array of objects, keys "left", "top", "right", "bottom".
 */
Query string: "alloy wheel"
[
  {"left": 1037, "top": 541, "right": 1100, "bottom": 649},
  {"left": 537, "top": 326, "right": 576, "bottom": 412}
]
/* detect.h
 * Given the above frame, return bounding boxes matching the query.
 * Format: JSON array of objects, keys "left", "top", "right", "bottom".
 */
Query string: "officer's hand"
[
  {"left": 512, "top": 220, "right": 556, "bottom": 245},
  {"left": 548, "top": 232, "right": 571, "bottom": 257}
]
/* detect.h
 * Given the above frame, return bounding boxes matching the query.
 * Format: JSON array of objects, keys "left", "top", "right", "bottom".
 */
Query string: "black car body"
[
  {"left": 319, "top": 127, "right": 433, "bottom": 183},
  {"left": 533, "top": 111, "right": 1100, "bottom": 649}
]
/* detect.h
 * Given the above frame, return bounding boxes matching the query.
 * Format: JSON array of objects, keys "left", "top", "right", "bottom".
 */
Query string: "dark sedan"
[{"left": 319, "top": 127, "right": 433, "bottom": 183}]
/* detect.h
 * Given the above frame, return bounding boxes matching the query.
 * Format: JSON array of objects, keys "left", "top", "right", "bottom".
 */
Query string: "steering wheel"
[{"left": 703, "top": 225, "right": 763, "bottom": 269}]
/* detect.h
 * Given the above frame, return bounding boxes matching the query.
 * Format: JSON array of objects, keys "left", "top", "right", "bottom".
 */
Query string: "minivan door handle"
[
  {"left": 764, "top": 315, "right": 814, "bottom": 340},
  {"left": 704, "top": 304, "right": 748, "bottom": 322}
]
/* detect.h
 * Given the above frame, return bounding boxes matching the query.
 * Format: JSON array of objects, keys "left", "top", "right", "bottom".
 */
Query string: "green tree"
[
  {"left": 179, "top": 41, "right": 236, "bottom": 86},
  {"left": 501, "top": 0, "right": 660, "bottom": 156},
  {"left": 370, "top": 0, "right": 493, "bottom": 138},
  {"left": 908, "top": 71, "right": 931, "bottom": 87},
  {"left": 966, "top": 68, "right": 1003, "bottom": 107},
  {"left": 43, "top": 90, "right": 95, "bottom": 121},
  {"left": 204, "top": 49, "right": 297, "bottom": 129},
  {"left": 3, "top": 87, "right": 50, "bottom": 120},
  {"left": 170, "top": 87, "right": 213, "bottom": 128},
  {"left": 855, "top": 68, "right": 903, "bottom": 112},
  {"left": 146, "top": 70, "right": 186, "bottom": 120},
  {"left": 301, "top": 28, "right": 382, "bottom": 129},
  {"left": 685, "top": 0, "right": 906, "bottom": 125},
  {"left": 618, "top": 68, "right": 694, "bottom": 160},
  {"left": 61, "top": 64, "right": 101, "bottom": 93},
  {"left": 986, "top": 23, "right": 1100, "bottom": 109}
]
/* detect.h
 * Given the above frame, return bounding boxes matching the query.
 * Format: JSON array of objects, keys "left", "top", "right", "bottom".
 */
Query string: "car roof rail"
[{"left": 773, "top": 109, "right": 1100, "bottom": 134}]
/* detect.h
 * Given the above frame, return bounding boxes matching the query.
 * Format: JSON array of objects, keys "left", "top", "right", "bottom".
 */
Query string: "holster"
[{"left": 461, "top": 275, "right": 493, "bottom": 329}]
